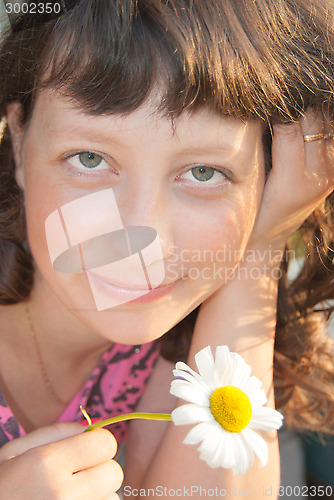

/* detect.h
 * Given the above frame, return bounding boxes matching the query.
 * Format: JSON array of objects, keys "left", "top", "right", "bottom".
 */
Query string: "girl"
[{"left": 0, "top": 0, "right": 333, "bottom": 498}]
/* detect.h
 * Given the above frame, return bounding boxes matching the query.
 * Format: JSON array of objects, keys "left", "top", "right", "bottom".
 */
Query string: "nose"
[
  {"left": 115, "top": 181, "right": 175, "bottom": 260},
  {"left": 113, "top": 183, "right": 177, "bottom": 289}
]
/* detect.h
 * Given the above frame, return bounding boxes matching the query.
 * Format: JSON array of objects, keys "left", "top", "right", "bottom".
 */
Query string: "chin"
[{"left": 74, "top": 302, "right": 189, "bottom": 346}]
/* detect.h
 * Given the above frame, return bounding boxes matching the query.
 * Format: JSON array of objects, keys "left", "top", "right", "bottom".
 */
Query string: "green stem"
[{"left": 84, "top": 412, "right": 172, "bottom": 432}]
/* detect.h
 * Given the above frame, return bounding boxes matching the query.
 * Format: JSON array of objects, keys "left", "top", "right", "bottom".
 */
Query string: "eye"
[
  {"left": 66, "top": 152, "right": 109, "bottom": 171},
  {"left": 180, "top": 165, "right": 228, "bottom": 185},
  {"left": 78, "top": 152, "right": 103, "bottom": 169}
]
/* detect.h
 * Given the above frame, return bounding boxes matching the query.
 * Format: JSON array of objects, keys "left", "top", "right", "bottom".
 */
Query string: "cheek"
[
  {"left": 171, "top": 182, "right": 263, "bottom": 283},
  {"left": 24, "top": 179, "right": 67, "bottom": 275},
  {"left": 24, "top": 180, "right": 102, "bottom": 313},
  {"left": 22, "top": 154, "right": 91, "bottom": 300},
  {"left": 22, "top": 145, "right": 95, "bottom": 265}
]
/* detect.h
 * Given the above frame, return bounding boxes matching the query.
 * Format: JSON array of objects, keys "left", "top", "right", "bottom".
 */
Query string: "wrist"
[
  {"left": 222, "top": 240, "right": 287, "bottom": 295},
  {"left": 190, "top": 256, "right": 279, "bottom": 367}
]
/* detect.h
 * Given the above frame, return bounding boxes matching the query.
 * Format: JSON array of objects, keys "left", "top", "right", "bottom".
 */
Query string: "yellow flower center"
[{"left": 210, "top": 385, "right": 252, "bottom": 433}]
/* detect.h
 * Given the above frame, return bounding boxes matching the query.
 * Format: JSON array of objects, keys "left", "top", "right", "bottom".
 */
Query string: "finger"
[
  {"left": 72, "top": 459, "right": 123, "bottom": 499},
  {"left": 300, "top": 108, "right": 325, "bottom": 140},
  {"left": 262, "top": 120, "right": 305, "bottom": 224},
  {"left": 300, "top": 109, "right": 325, "bottom": 167},
  {"left": 272, "top": 108, "right": 327, "bottom": 179},
  {"left": 46, "top": 428, "right": 118, "bottom": 474},
  {"left": 301, "top": 109, "right": 334, "bottom": 191},
  {"left": 272, "top": 109, "right": 332, "bottom": 198},
  {"left": 0, "top": 422, "right": 84, "bottom": 462},
  {"left": 323, "top": 114, "right": 334, "bottom": 183},
  {"left": 271, "top": 120, "right": 305, "bottom": 179},
  {"left": 65, "top": 429, "right": 117, "bottom": 472}
]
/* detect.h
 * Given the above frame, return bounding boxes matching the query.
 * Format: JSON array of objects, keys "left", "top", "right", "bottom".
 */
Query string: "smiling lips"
[{"left": 86, "top": 271, "right": 180, "bottom": 304}]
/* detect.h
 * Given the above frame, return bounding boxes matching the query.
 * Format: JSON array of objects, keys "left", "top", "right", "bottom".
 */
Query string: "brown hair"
[{"left": 0, "top": 0, "right": 333, "bottom": 433}]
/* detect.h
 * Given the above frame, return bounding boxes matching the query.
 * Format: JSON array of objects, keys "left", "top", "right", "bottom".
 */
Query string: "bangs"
[{"left": 15, "top": 0, "right": 334, "bottom": 120}]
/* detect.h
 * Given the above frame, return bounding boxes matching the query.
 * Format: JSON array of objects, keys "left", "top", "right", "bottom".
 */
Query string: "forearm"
[
  {"left": 190, "top": 262, "right": 280, "bottom": 494},
  {"left": 130, "top": 261, "right": 281, "bottom": 498},
  {"left": 190, "top": 258, "right": 280, "bottom": 387}
]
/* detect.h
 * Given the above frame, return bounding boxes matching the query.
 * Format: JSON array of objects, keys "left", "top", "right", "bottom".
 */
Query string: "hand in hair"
[
  {"left": 0, "top": 423, "right": 123, "bottom": 500},
  {"left": 248, "top": 109, "right": 334, "bottom": 255}
]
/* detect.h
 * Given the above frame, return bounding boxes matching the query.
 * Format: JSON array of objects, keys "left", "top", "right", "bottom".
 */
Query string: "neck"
[{"left": 27, "top": 269, "right": 113, "bottom": 365}]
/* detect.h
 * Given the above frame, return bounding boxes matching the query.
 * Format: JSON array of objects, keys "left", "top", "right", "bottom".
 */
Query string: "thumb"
[{"left": 0, "top": 422, "right": 84, "bottom": 462}]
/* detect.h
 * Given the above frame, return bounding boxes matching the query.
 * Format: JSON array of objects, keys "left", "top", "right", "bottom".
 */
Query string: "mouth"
[{"left": 86, "top": 271, "right": 181, "bottom": 305}]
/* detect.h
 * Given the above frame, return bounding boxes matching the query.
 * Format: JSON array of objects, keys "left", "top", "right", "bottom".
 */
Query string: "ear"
[{"left": 6, "top": 102, "right": 25, "bottom": 190}]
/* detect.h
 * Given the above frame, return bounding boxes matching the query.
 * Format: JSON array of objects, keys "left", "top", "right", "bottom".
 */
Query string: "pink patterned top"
[{"left": 0, "top": 341, "right": 159, "bottom": 447}]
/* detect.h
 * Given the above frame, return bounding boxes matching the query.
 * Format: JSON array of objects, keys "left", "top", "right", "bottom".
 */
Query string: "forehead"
[{"left": 28, "top": 89, "right": 263, "bottom": 152}]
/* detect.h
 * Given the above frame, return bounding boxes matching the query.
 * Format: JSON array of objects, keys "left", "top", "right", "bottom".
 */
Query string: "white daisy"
[{"left": 170, "top": 345, "right": 283, "bottom": 475}]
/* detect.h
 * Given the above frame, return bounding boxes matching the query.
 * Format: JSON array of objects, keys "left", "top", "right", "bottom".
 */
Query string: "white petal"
[
  {"left": 194, "top": 346, "right": 218, "bottom": 390},
  {"left": 172, "top": 368, "right": 211, "bottom": 395},
  {"left": 249, "top": 389, "right": 267, "bottom": 409},
  {"left": 249, "top": 407, "right": 283, "bottom": 431},
  {"left": 171, "top": 404, "right": 214, "bottom": 425},
  {"left": 175, "top": 361, "right": 192, "bottom": 371},
  {"left": 243, "top": 376, "right": 267, "bottom": 407},
  {"left": 183, "top": 422, "right": 214, "bottom": 445},
  {"left": 229, "top": 352, "right": 252, "bottom": 387},
  {"left": 197, "top": 421, "right": 223, "bottom": 456},
  {"left": 202, "top": 434, "right": 226, "bottom": 468},
  {"left": 175, "top": 361, "right": 211, "bottom": 389},
  {"left": 241, "top": 427, "right": 268, "bottom": 468},
  {"left": 197, "top": 424, "right": 226, "bottom": 467},
  {"left": 231, "top": 432, "right": 254, "bottom": 475},
  {"left": 218, "top": 430, "right": 237, "bottom": 469},
  {"left": 215, "top": 346, "right": 234, "bottom": 386},
  {"left": 170, "top": 379, "right": 209, "bottom": 406},
  {"left": 200, "top": 427, "right": 238, "bottom": 470}
]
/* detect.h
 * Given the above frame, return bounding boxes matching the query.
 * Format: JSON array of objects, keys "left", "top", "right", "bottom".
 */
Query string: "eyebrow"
[
  {"left": 50, "top": 123, "right": 241, "bottom": 154},
  {"left": 175, "top": 144, "right": 242, "bottom": 157},
  {"left": 49, "top": 123, "right": 115, "bottom": 143}
]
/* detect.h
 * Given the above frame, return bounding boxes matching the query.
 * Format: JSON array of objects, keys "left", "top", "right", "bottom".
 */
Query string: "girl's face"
[{"left": 9, "top": 90, "right": 265, "bottom": 345}]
